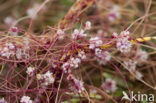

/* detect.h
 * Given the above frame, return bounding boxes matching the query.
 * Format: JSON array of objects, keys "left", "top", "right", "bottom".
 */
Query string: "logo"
[{"left": 122, "top": 91, "right": 155, "bottom": 102}]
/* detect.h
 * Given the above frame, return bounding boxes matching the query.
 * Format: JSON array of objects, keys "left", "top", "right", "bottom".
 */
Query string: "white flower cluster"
[
  {"left": 16, "top": 39, "right": 30, "bottom": 60},
  {"left": 37, "top": 71, "right": 55, "bottom": 86},
  {"left": 27, "top": 8, "right": 37, "bottom": 19},
  {"left": 0, "top": 98, "right": 7, "bottom": 103},
  {"left": 120, "top": 31, "right": 130, "bottom": 37},
  {"left": 124, "top": 60, "right": 143, "bottom": 79},
  {"left": 89, "top": 37, "right": 103, "bottom": 49},
  {"left": 0, "top": 39, "right": 30, "bottom": 59},
  {"left": 136, "top": 49, "right": 148, "bottom": 61},
  {"left": 0, "top": 43, "right": 15, "bottom": 59},
  {"left": 116, "top": 38, "right": 132, "bottom": 53},
  {"left": 95, "top": 48, "right": 111, "bottom": 65},
  {"left": 84, "top": 21, "right": 91, "bottom": 30},
  {"left": 20, "top": 96, "right": 33, "bottom": 103},
  {"left": 115, "top": 31, "right": 132, "bottom": 53},
  {"left": 16, "top": 49, "right": 28, "bottom": 60},
  {"left": 57, "top": 29, "right": 65, "bottom": 40},
  {"left": 102, "top": 78, "right": 117, "bottom": 93},
  {"left": 108, "top": 5, "right": 121, "bottom": 22},
  {"left": 74, "top": 78, "right": 85, "bottom": 93},
  {"left": 62, "top": 57, "right": 81, "bottom": 73},
  {"left": 62, "top": 51, "right": 86, "bottom": 73},
  {"left": 62, "top": 62, "right": 71, "bottom": 73},
  {"left": 78, "top": 51, "right": 86, "bottom": 60},
  {"left": 72, "top": 21, "right": 91, "bottom": 39},
  {"left": 124, "top": 60, "right": 137, "bottom": 71},
  {"left": 4, "top": 16, "right": 15, "bottom": 26},
  {"left": 26, "top": 66, "right": 36, "bottom": 76},
  {"left": 27, "top": 3, "right": 40, "bottom": 19},
  {"left": 70, "top": 57, "right": 81, "bottom": 68},
  {"left": 72, "top": 29, "right": 87, "bottom": 39},
  {"left": 67, "top": 74, "right": 85, "bottom": 93}
]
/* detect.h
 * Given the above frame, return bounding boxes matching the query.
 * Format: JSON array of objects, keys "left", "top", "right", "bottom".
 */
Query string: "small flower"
[
  {"left": 84, "top": 21, "right": 91, "bottom": 30},
  {"left": 27, "top": 8, "right": 37, "bottom": 19},
  {"left": 5, "top": 43, "right": 15, "bottom": 50},
  {"left": 112, "top": 32, "right": 118, "bottom": 38},
  {"left": 136, "top": 49, "right": 148, "bottom": 61},
  {"left": 124, "top": 60, "right": 143, "bottom": 79},
  {"left": 72, "top": 29, "right": 87, "bottom": 39},
  {"left": 102, "top": 78, "right": 117, "bottom": 93},
  {"left": 73, "top": 79, "right": 85, "bottom": 93},
  {"left": 116, "top": 38, "right": 132, "bottom": 53},
  {"left": 20, "top": 96, "right": 33, "bottom": 103},
  {"left": 67, "top": 74, "right": 75, "bottom": 81},
  {"left": 42, "top": 71, "right": 55, "bottom": 86},
  {"left": 0, "top": 98, "right": 7, "bottom": 103},
  {"left": 78, "top": 51, "right": 86, "bottom": 59},
  {"left": 124, "top": 60, "right": 137, "bottom": 71},
  {"left": 0, "top": 43, "right": 15, "bottom": 59},
  {"left": 57, "top": 29, "right": 64, "bottom": 35},
  {"left": 26, "top": 66, "right": 36, "bottom": 76},
  {"left": 62, "top": 62, "right": 71, "bottom": 73},
  {"left": 70, "top": 57, "right": 81, "bottom": 68},
  {"left": 57, "top": 29, "right": 64, "bottom": 40},
  {"left": 16, "top": 49, "right": 22, "bottom": 59},
  {"left": 95, "top": 48, "right": 111, "bottom": 64},
  {"left": 1, "top": 51, "right": 11, "bottom": 59},
  {"left": 27, "top": 3, "right": 46, "bottom": 19},
  {"left": 89, "top": 37, "right": 103, "bottom": 49},
  {"left": 116, "top": 31, "right": 132, "bottom": 53},
  {"left": 108, "top": 5, "right": 121, "bottom": 22},
  {"left": 4, "top": 16, "right": 15, "bottom": 26},
  {"left": 67, "top": 74, "right": 85, "bottom": 93},
  {"left": 16, "top": 44, "right": 29, "bottom": 60},
  {"left": 95, "top": 48, "right": 102, "bottom": 55},
  {"left": 9, "top": 27, "right": 18, "bottom": 36},
  {"left": 120, "top": 31, "right": 130, "bottom": 37}
]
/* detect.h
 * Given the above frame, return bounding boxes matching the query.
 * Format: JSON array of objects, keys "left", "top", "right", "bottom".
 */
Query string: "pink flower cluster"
[
  {"left": 95, "top": 48, "right": 111, "bottom": 65},
  {"left": 0, "top": 39, "right": 30, "bottom": 60},
  {"left": 102, "top": 78, "right": 117, "bottom": 93},
  {"left": 0, "top": 43, "right": 15, "bottom": 59},
  {"left": 124, "top": 60, "right": 143, "bottom": 79},
  {"left": 4, "top": 16, "right": 15, "bottom": 27},
  {"left": 0, "top": 98, "right": 7, "bottom": 103},
  {"left": 72, "top": 29, "right": 87, "bottom": 39},
  {"left": 136, "top": 49, "right": 148, "bottom": 61},
  {"left": 62, "top": 51, "right": 86, "bottom": 74},
  {"left": 89, "top": 37, "right": 103, "bottom": 49},
  {"left": 107, "top": 5, "right": 121, "bottom": 22},
  {"left": 114, "top": 31, "right": 132, "bottom": 53},
  {"left": 67, "top": 74, "right": 85, "bottom": 93},
  {"left": 20, "top": 96, "right": 33, "bottom": 103},
  {"left": 37, "top": 71, "right": 55, "bottom": 86},
  {"left": 26, "top": 66, "right": 36, "bottom": 77}
]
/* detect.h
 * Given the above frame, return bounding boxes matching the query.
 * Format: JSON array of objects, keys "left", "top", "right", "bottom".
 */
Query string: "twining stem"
[
  {"left": 101, "top": 36, "right": 156, "bottom": 49},
  {"left": 56, "top": 0, "right": 95, "bottom": 29},
  {"left": 60, "top": 36, "right": 156, "bottom": 61}
]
